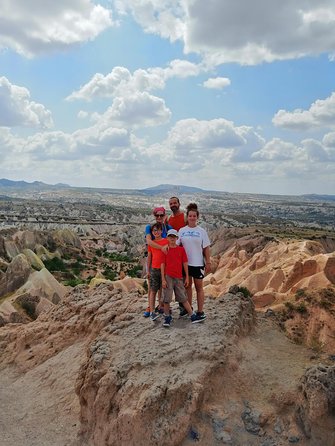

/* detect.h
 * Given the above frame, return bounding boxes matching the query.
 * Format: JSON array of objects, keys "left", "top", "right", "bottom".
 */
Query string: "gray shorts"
[
  {"left": 149, "top": 268, "right": 162, "bottom": 292},
  {"left": 162, "top": 275, "right": 187, "bottom": 304}
]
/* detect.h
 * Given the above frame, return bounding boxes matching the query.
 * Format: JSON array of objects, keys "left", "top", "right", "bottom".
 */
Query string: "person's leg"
[
  {"left": 194, "top": 278, "right": 204, "bottom": 313},
  {"left": 182, "top": 300, "right": 193, "bottom": 316},
  {"left": 162, "top": 276, "right": 173, "bottom": 326},
  {"left": 174, "top": 278, "right": 193, "bottom": 316},
  {"left": 186, "top": 276, "right": 193, "bottom": 306},
  {"left": 143, "top": 267, "right": 151, "bottom": 317},
  {"left": 149, "top": 289, "right": 157, "bottom": 313},
  {"left": 157, "top": 288, "right": 164, "bottom": 312}
]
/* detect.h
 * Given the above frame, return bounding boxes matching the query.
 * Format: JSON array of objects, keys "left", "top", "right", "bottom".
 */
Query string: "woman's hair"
[
  {"left": 151, "top": 222, "right": 163, "bottom": 234},
  {"left": 186, "top": 202, "right": 199, "bottom": 217}
]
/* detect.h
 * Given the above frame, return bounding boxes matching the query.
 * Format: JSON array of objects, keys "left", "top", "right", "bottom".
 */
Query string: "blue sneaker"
[
  {"left": 191, "top": 312, "right": 206, "bottom": 324},
  {"left": 150, "top": 311, "right": 159, "bottom": 321},
  {"left": 179, "top": 307, "right": 188, "bottom": 318},
  {"left": 163, "top": 315, "right": 172, "bottom": 327},
  {"left": 155, "top": 305, "right": 164, "bottom": 314},
  {"left": 143, "top": 309, "right": 151, "bottom": 318}
]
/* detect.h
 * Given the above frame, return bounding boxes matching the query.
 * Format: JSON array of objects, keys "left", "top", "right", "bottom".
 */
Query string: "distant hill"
[
  {"left": 140, "top": 184, "right": 206, "bottom": 195},
  {"left": 0, "top": 179, "right": 70, "bottom": 189},
  {"left": 302, "top": 194, "right": 335, "bottom": 202}
]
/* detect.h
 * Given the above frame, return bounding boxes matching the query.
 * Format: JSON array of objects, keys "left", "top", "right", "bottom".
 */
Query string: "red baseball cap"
[{"left": 153, "top": 206, "right": 165, "bottom": 215}]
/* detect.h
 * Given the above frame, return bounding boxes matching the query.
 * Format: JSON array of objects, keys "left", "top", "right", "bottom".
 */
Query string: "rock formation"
[{"left": 0, "top": 283, "right": 334, "bottom": 445}]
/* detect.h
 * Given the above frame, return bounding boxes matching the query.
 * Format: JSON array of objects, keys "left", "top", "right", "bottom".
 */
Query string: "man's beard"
[{"left": 170, "top": 206, "right": 179, "bottom": 212}]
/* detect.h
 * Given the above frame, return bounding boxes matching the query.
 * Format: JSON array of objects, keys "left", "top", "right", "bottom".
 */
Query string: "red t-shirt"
[
  {"left": 148, "top": 238, "right": 169, "bottom": 268},
  {"left": 168, "top": 213, "right": 186, "bottom": 231},
  {"left": 163, "top": 246, "right": 188, "bottom": 278}
]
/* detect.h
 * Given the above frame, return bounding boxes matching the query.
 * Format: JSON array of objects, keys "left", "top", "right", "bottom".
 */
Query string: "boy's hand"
[
  {"left": 184, "top": 277, "right": 189, "bottom": 287},
  {"left": 161, "top": 245, "right": 169, "bottom": 254},
  {"left": 162, "top": 279, "right": 167, "bottom": 289}
]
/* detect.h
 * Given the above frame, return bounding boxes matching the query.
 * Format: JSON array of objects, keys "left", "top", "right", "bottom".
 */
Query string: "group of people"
[{"left": 143, "top": 197, "right": 211, "bottom": 327}]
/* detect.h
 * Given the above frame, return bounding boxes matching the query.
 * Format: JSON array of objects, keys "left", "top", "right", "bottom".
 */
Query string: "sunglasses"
[
  {"left": 152, "top": 228, "right": 162, "bottom": 232},
  {"left": 155, "top": 214, "right": 165, "bottom": 217}
]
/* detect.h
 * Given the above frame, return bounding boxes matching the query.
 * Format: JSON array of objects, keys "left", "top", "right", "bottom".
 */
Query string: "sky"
[{"left": 1, "top": 0, "right": 335, "bottom": 196}]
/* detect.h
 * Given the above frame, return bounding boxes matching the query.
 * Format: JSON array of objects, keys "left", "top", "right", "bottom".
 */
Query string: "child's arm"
[
  {"left": 147, "top": 251, "right": 152, "bottom": 278},
  {"left": 146, "top": 234, "right": 169, "bottom": 253},
  {"left": 161, "top": 261, "right": 167, "bottom": 288},
  {"left": 183, "top": 261, "right": 189, "bottom": 287}
]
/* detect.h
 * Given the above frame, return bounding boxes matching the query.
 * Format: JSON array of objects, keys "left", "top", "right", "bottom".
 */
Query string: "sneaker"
[
  {"left": 163, "top": 315, "right": 172, "bottom": 327},
  {"left": 150, "top": 311, "right": 159, "bottom": 321},
  {"left": 179, "top": 307, "right": 188, "bottom": 318},
  {"left": 191, "top": 312, "right": 206, "bottom": 324},
  {"left": 197, "top": 311, "right": 206, "bottom": 321},
  {"left": 143, "top": 307, "right": 151, "bottom": 318}
]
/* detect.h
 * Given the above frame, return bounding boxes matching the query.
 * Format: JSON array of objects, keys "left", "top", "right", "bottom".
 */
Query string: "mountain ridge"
[{"left": 0, "top": 178, "right": 334, "bottom": 201}]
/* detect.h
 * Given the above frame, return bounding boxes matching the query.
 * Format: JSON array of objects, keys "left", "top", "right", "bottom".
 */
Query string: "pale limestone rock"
[
  {"left": 35, "top": 244, "right": 61, "bottom": 261},
  {"left": 22, "top": 249, "right": 45, "bottom": 271},
  {"left": 4, "top": 240, "right": 20, "bottom": 260},
  {"left": 89, "top": 277, "right": 113, "bottom": 288},
  {"left": 54, "top": 229, "right": 81, "bottom": 248},
  {"left": 18, "top": 268, "right": 67, "bottom": 304},
  {"left": 5, "top": 254, "right": 31, "bottom": 294}
]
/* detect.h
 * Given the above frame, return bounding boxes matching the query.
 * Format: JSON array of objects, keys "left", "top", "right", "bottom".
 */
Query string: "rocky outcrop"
[
  {"left": 297, "top": 364, "right": 335, "bottom": 444},
  {"left": 75, "top": 289, "right": 255, "bottom": 446},
  {"left": 0, "top": 254, "right": 31, "bottom": 296},
  {"left": 22, "top": 248, "right": 45, "bottom": 271},
  {"left": 17, "top": 268, "right": 67, "bottom": 305},
  {"left": 54, "top": 229, "right": 81, "bottom": 249},
  {"left": 1, "top": 280, "right": 334, "bottom": 445},
  {"left": 205, "top": 238, "right": 335, "bottom": 301}
]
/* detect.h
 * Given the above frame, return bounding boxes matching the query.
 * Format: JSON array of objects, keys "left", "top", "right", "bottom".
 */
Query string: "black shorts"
[{"left": 188, "top": 265, "right": 205, "bottom": 279}]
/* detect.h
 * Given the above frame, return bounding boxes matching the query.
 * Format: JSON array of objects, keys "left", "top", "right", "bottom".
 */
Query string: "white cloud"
[
  {"left": 323, "top": 131, "right": 335, "bottom": 147},
  {"left": 252, "top": 138, "right": 299, "bottom": 161},
  {"left": 78, "top": 110, "right": 89, "bottom": 119},
  {"left": 114, "top": 0, "right": 185, "bottom": 42},
  {"left": 0, "top": 77, "right": 53, "bottom": 129},
  {"left": 163, "top": 118, "right": 264, "bottom": 170},
  {"left": 1, "top": 118, "right": 334, "bottom": 193},
  {"left": 113, "top": 0, "right": 335, "bottom": 65},
  {"left": 95, "top": 91, "right": 171, "bottom": 128},
  {"left": 0, "top": 0, "right": 113, "bottom": 57},
  {"left": 273, "top": 92, "right": 335, "bottom": 130},
  {"left": 67, "top": 59, "right": 201, "bottom": 101},
  {"left": 203, "top": 77, "right": 231, "bottom": 89}
]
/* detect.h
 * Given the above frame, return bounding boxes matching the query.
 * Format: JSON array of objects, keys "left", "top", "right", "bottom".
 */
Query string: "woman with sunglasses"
[{"left": 143, "top": 207, "right": 172, "bottom": 317}]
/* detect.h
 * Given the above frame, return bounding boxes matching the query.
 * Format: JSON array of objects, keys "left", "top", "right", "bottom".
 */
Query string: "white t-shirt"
[{"left": 178, "top": 225, "right": 210, "bottom": 267}]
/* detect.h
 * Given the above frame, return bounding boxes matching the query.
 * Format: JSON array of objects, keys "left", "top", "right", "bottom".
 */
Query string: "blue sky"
[{"left": 1, "top": 0, "right": 335, "bottom": 195}]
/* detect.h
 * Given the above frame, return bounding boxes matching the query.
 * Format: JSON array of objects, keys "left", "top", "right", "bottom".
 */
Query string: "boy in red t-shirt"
[
  {"left": 161, "top": 229, "right": 197, "bottom": 327},
  {"left": 147, "top": 223, "right": 169, "bottom": 321}
]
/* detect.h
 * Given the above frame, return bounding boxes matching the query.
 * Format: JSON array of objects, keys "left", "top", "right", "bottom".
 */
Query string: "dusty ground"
[
  {"left": 0, "top": 343, "right": 84, "bottom": 446},
  {"left": 0, "top": 313, "right": 323, "bottom": 446}
]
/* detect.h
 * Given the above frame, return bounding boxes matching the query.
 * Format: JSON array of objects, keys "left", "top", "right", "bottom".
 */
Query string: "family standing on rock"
[{"left": 144, "top": 197, "right": 211, "bottom": 327}]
